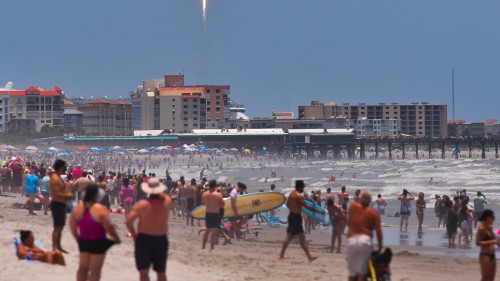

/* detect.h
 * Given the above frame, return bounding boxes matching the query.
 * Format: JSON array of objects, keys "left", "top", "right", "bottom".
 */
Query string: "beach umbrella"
[
  {"left": 189, "top": 144, "right": 197, "bottom": 147},
  {"left": 77, "top": 145, "right": 87, "bottom": 151},
  {"left": 148, "top": 146, "right": 157, "bottom": 151},
  {"left": 125, "top": 148, "right": 137, "bottom": 151},
  {"left": 89, "top": 147, "right": 99, "bottom": 152},
  {"left": 137, "top": 149, "right": 148, "bottom": 154},
  {"left": 48, "top": 147, "right": 58, "bottom": 151},
  {"left": 244, "top": 148, "right": 251, "bottom": 153},
  {"left": 259, "top": 150, "right": 269, "bottom": 155},
  {"left": 25, "top": 146, "right": 38, "bottom": 151}
]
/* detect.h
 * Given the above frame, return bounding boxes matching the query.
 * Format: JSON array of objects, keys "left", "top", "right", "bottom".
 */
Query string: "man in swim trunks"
[
  {"left": 346, "top": 190, "right": 383, "bottom": 281},
  {"left": 278, "top": 180, "right": 324, "bottom": 262},
  {"left": 126, "top": 178, "right": 171, "bottom": 281},
  {"left": 372, "top": 194, "right": 387, "bottom": 216},
  {"left": 49, "top": 160, "right": 73, "bottom": 253},
  {"left": 202, "top": 179, "right": 225, "bottom": 250},
  {"left": 186, "top": 178, "right": 197, "bottom": 226}
]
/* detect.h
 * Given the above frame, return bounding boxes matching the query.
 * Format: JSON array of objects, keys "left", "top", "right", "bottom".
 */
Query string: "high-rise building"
[
  {"left": 298, "top": 101, "right": 447, "bottom": 137},
  {"left": 140, "top": 87, "right": 207, "bottom": 133},
  {"left": 140, "top": 74, "right": 230, "bottom": 131},
  {"left": 0, "top": 85, "right": 65, "bottom": 132}
]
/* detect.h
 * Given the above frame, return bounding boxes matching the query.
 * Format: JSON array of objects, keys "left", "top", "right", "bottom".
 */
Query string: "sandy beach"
[{"left": 0, "top": 193, "right": 486, "bottom": 281}]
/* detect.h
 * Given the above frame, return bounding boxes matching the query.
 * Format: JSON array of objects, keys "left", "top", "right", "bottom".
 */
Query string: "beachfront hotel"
[
  {"left": 0, "top": 84, "right": 65, "bottom": 132},
  {"left": 298, "top": 101, "right": 448, "bottom": 137}
]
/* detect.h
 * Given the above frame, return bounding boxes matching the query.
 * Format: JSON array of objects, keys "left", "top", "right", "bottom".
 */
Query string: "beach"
[
  {"left": 0, "top": 193, "right": 486, "bottom": 281},
  {"left": 1, "top": 154, "right": 499, "bottom": 280}
]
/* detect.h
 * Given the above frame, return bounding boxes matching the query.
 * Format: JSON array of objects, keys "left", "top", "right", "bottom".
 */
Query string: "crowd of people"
[{"left": 4, "top": 155, "right": 500, "bottom": 281}]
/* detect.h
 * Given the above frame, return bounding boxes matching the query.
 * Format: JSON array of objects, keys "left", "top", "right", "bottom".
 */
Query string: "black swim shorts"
[
  {"left": 287, "top": 213, "right": 304, "bottom": 235},
  {"left": 206, "top": 212, "right": 222, "bottom": 228},
  {"left": 51, "top": 201, "right": 67, "bottom": 228},
  {"left": 187, "top": 198, "right": 195, "bottom": 212},
  {"left": 135, "top": 233, "right": 169, "bottom": 273}
]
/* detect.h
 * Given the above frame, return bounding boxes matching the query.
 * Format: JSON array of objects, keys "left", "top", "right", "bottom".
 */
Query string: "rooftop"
[{"left": 0, "top": 85, "right": 64, "bottom": 97}]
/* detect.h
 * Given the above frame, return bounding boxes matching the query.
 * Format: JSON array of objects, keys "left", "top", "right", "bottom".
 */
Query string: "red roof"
[{"left": 0, "top": 85, "right": 64, "bottom": 97}]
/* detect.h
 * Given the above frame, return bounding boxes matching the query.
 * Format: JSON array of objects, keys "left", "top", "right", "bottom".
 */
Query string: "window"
[
  {"left": 193, "top": 111, "right": 198, "bottom": 115},
  {"left": 216, "top": 101, "right": 220, "bottom": 105},
  {"left": 184, "top": 111, "right": 188, "bottom": 115},
  {"left": 193, "top": 123, "right": 198, "bottom": 127},
  {"left": 193, "top": 99, "right": 198, "bottom": 102},
  {"left": 193, "top": 117, "right": 198, "bottom": 120},
  {"left": 183, "top": 99, "right": 187, "bottom": 102},
  {"left": 207, "top": 101, "right": 211, "bottom": 105},
  {"left": 46, "top": 120, "right": 51, "bottom": 123},
  {"left": 184, "top": 123, "right": 188, "bottom": 127},
  {"left": 206, "top": 89, "right": 211, "bottom": 93},
  {"left": 193, "top": 105, "right": 198, "bottom": 108},
  {"left": 172, "top": 99, "right": 175, "bottom": 102},
  {"left": 216, "top": 89, "right": 220, "bottom": 93},
  {"left": 216, "top": 107, "right": 220, "bottom": 112},
  {"left": 183, "top": 117, "right": 188, "bottom": 121},
  {"left": 207, "top": 107, "right": 211, "bottom": 111},
  {"left": 183, "top": 105, "right": 188, "bottom": 108}
]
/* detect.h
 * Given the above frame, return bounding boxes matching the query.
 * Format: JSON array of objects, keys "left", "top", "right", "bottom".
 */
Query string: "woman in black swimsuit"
[{"left": 476, "top": 209, "right": 498, "bottom": 281}]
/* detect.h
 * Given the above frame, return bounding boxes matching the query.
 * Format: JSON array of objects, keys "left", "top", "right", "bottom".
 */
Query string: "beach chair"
[
  {"left": 266, "top": 216, "right": 281, "bottom": 228},
  {"left": 367, "top": 248, "right": 392, "bottom": 281}
]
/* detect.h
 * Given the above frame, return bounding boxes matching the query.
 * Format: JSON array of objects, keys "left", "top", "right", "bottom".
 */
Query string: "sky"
[{"left": 1, "top": 0, "right": 500, "bottom": 122}]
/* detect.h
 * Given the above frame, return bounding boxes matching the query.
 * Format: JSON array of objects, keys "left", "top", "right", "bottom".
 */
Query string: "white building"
[
  {"left": 0, "top": 94, "right": 10, "bottom": 133},
  {"left": 349, "top": 118, "right": 399, "bottom": 137}
]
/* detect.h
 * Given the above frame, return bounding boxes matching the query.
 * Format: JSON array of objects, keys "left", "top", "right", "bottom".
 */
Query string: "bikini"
[{"left": 480, "top": 231, "right": 496, "bottom": 262}]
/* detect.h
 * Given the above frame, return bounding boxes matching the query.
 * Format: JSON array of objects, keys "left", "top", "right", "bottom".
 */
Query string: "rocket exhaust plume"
[{"left": 202, "top": 0, "right": 207, "bottom": 23}]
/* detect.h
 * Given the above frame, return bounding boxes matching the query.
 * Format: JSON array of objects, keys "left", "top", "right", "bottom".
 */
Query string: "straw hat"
[{"left": 141, "top": 178, "right": 166, "bottom": 195}]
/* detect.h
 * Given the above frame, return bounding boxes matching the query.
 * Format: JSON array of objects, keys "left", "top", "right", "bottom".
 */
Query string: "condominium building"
[
  {"left": 0, "top": 85, "right": 65, "bottom": 132},
  {"left": 298, "top": 101, "right": 447, "bottom": 137},
  {"left": 140, "top": 87, "right": 207, "bottom": 133},
  {"left": 78, "top": 98, "right": 133, "bottom": 136},
  {"left": 0, "top": 95, "right": 10, "bottom": 133},
  {"left": 139, "top": 74, "right": 230, "bottom": 130}
]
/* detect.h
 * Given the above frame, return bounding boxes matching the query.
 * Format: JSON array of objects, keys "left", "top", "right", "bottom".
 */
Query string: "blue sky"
[{"left": 1, "top": 0, "right": 499, "bottom": 121}]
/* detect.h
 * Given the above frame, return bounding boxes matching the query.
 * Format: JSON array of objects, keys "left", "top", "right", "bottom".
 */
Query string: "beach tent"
[
  {"left": 48, "top": 147, "right": 58, "bottom": 151},
  {"left": 89, "top": 147, "right": 99, "bottom": 152},
  {"left": 148, "top": 146, "right": 157, "bottom": 151},
  {"left": 25, "top": 146, "right": 38, "bottom": 151},
  {"left": 137, "top": 149, "right": 149, "bottom": 154},
  {"left": 112, "top": 146, "right": 122, "bottom": 151},
  {"left": 77, "top": 146, "right": 87, "bottom": 151}
]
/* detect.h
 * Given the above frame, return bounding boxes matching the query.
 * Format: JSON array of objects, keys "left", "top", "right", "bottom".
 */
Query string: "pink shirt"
[{"left": 121, "top": 185, "right": 135, "bottom": 203}]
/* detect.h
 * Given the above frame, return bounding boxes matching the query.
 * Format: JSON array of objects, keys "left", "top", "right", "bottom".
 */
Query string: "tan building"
[
  {"left": 78, "top": 98, "right": 133, "bottom": 136},
  {"left": 141, "top": 86, "right": 207, "bottom": 133},
  {"left": 298, "top": 101, "right": 448, "bottom": 137}
]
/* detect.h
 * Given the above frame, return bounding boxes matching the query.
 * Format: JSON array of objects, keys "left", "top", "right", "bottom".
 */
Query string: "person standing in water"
[
  {"left": 476, "top": 209, "right": 499, "bottom": 281},
  {"left": 415, "top": 192, "right": 426, "bottom": 234},
  {"left": 398, "top": 189, "right": 414, "bottom": 232},
  {"left": 279, "top": 180, "right": 324, "bottom": 262},
  {"left": 372, "top": 194, "right": 387, "bottom": 216}
]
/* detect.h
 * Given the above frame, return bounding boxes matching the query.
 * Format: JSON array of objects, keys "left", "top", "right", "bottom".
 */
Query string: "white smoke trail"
[{"left": 202, "top": 0, "right": 207, "bottom": 24}]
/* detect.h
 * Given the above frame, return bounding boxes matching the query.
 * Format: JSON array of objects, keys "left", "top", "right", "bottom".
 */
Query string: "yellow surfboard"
[{"left": 191, "top": 192, "right": 286, "bottom": 219}]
